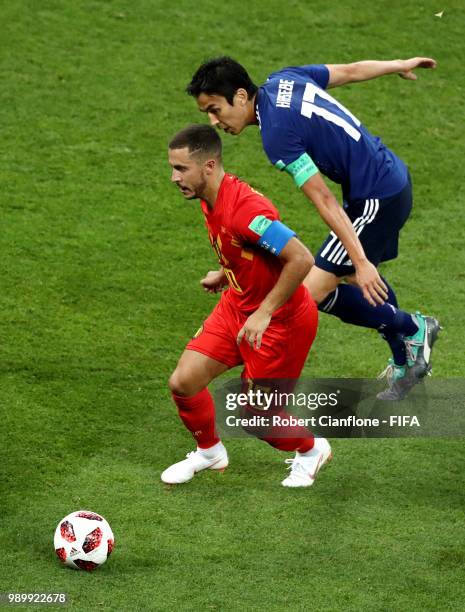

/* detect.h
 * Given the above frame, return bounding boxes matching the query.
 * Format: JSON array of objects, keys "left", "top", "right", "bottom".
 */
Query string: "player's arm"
[
  {"left": 275, "top": 149, "right": 387, "bottom": 305},
  {"left": 256, "top": 236, "right": 313, "bottom": 314},
  {"left": 200, "top": 268, "right": 228, "bottom": 293},
  {"left": 237, "top": 232, "right": 313, "bottom": 350},
  {"left": 300, "top": 172, "right": 387, "bottom": 306},
  {"left": 326, "top": 57, "right": 436, "bottom": 88}
]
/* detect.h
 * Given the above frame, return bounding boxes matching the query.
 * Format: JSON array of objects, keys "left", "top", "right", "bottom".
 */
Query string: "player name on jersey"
[{"left": 276, "top": 79, "right": 294, "bottom": 108}]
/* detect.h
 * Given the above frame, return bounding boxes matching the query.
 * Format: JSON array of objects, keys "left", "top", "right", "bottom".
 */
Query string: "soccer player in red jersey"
[{"left": 163, "top": 124, "right": 331, "bottom": 487}]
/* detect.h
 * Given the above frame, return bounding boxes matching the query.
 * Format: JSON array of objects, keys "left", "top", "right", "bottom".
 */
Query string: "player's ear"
[
  {"left": 204, "top": 158, "right": 217, "bottom": 174},
  {"left": 234, "top": 88, "right": 248, "bottom": 107}
]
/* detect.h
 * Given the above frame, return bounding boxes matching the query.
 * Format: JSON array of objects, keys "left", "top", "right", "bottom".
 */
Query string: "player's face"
[
  {"left": 196, "top": 91, "right": 249, "bottom": 135},
  {"left": 168, "top": 147, "right": 207, "bottom": 200}
]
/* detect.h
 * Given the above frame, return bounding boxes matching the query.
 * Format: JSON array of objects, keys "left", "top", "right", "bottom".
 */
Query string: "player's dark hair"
[
  {"left": 169, "top": 124, "right": 222, "bottom": 161},
  {"left": 187, "top": 56, "right": 258, "bottom": 105}
]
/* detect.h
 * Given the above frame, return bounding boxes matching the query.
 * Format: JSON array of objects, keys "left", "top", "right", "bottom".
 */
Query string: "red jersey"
[{"left": 201, "top": 174, "right": 307, "bottom": 315}]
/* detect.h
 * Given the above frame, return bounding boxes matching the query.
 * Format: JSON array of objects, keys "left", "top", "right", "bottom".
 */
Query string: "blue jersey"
[{"left": 255, "top": 65, "right": 408, "bottom": 201}]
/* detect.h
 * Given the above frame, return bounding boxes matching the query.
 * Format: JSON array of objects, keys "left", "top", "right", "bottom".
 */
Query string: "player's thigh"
[
  {"left": 242, "top": 294, "right": 318, "bottom": 380},
  {"left": 313, "top": 180, "right": 412, "bottom": 279},
  {"left": 169, "top": 296, "right": 242, "bottom": 396},
  {"left": 303, "top": 265, "right": 340, "bottom": 304},
  {"left": 169, "top": 349, "right": 230, "bottom": 396},
  {"left": 345, "top": 273, "right": 359, "bottom": 286},
  {"left": 372, "top": 182, "right": 413, "bottom": 263},
  {"left": 357, "top": 204, "right": 412, "bottom": 267}
]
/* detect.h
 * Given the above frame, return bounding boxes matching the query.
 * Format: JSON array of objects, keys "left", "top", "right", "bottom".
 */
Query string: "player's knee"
[
  {"left": 303, "top": 268, "right": 340, "bottom": 304},
  {"left": 168, "top": 368, "right": 199, "bottom": 397},
  {"left": 345, "top": 273, "right": 358, "bottom": 286},
  {"left": 304, "top": 280, "right": 332, "bottom": 304}
]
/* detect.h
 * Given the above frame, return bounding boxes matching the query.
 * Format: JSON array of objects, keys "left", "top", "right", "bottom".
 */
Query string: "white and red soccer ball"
[{"left": 54, "top": 510, "right": 114, "bottom": 571}]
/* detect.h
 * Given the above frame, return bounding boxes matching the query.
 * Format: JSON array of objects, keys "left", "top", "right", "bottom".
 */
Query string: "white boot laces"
[{"left": 284, "top": 457, "right": 307, "bottom": 476}]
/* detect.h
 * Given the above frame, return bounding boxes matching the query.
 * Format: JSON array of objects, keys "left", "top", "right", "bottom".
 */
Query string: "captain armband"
[
  {"left": 275, "top": 152, "right": 318, "bottom": 188},
  {"left": 255, "top": 220, "right": 296, "bottom": 255}
]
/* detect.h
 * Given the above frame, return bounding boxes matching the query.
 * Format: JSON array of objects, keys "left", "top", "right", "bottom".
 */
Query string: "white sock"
[{"left": 197, "top": 441, "right": 225, "bottom": 458}]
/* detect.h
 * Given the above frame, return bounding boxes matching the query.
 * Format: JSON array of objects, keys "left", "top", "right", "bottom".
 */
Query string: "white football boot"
[
  {"left": 161, "top": 442, "right": 228, "bottom": 484},
  {"left": 282, "top": 437, "right": 332, "bottom": 488}
]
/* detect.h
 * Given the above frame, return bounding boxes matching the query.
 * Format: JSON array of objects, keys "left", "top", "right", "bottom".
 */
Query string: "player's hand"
[
  {"left": 200, "top": 270, "right": 228, "bottom": 293},
  {"left": 237, "top": 309, "right": 272, "bottom": 350},
  {"left": 399, "top": 57, "right": 437, "bottom": 80},
  {"left": 355, "top": 260, "right": 388, "bottom": 306}
]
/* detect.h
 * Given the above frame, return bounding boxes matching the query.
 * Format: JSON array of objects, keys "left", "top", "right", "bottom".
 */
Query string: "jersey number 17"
[{"left": 301, "top": 82, "right": 362, "bottom": 142}]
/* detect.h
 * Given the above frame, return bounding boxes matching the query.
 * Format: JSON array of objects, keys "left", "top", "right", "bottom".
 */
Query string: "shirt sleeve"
[
  {"left": 268, "top": 64, "right": 329, "bottom": 90},
  {"left": 231, "top": 194, "right": 296, "bottom": 255},
  {"left": 298, "top": 64, "right": 330, "bottom": 89},
  {"left": 261, "top": 122, "right": 306, "bottom": 168},
  {"left": 261, "top": 124, "right": 319, "bottom": 188},
  {"left": 231, "top": 194, "right": 279, "bottom": 244}
]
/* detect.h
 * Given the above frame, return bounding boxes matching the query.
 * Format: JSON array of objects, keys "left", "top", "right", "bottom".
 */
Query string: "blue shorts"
[{"left": 315, "top": 174, "right": 413, "bottom": 277}]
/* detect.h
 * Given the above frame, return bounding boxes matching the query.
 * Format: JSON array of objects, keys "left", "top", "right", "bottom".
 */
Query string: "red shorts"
[{"left": 186, "top": 288, "right": 318, "bottom": 379}]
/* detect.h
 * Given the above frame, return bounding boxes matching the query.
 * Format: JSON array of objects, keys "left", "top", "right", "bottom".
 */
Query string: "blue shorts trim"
[{"left": 315, "top": 174, "right": 413, "bottom": 277}]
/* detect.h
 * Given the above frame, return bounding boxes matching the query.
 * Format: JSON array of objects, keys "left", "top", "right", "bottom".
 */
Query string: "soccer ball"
[{"left": 54, "top": 510, "right": 114, "bottom": 571}]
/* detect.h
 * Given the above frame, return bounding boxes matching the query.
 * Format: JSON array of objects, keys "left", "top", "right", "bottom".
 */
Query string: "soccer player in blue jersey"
[{"left": 187, "top": 56, "right": 441, "bottom": 399}]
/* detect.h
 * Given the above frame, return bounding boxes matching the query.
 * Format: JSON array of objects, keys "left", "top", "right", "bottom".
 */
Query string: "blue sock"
[
  {"left": 319, "top": 284, "right": 418, "bottom": 337},
  {"left": 377, "top": 277, "right": 406, "bottom": 366},
  {"left": 381, "top": 276, "right": 398, "bottom": 308},
  {"left": 379, "top": 331, "right": 407, "bottom": 366}
]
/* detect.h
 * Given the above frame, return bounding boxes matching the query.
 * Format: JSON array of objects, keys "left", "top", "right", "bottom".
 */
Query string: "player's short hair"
[
  {"left": 169, "top": 124, "right": 222, "bottom": 161},
  {"left": 187, "top": 56, "right": 258, "bottom": 105}
]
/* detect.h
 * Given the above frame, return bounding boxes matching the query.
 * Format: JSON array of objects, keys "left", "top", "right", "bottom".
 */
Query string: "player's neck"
[
  {"left": 202, "top": 169, "right": 226, "bottom": 209},
  {"left": 248, "top": 94, "right": 259, "bottom": 126}
]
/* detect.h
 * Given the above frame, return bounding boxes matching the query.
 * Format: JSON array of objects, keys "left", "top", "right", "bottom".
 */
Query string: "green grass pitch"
[{"left": 1, "top": 1, "right": 465, "bottom": 610}]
